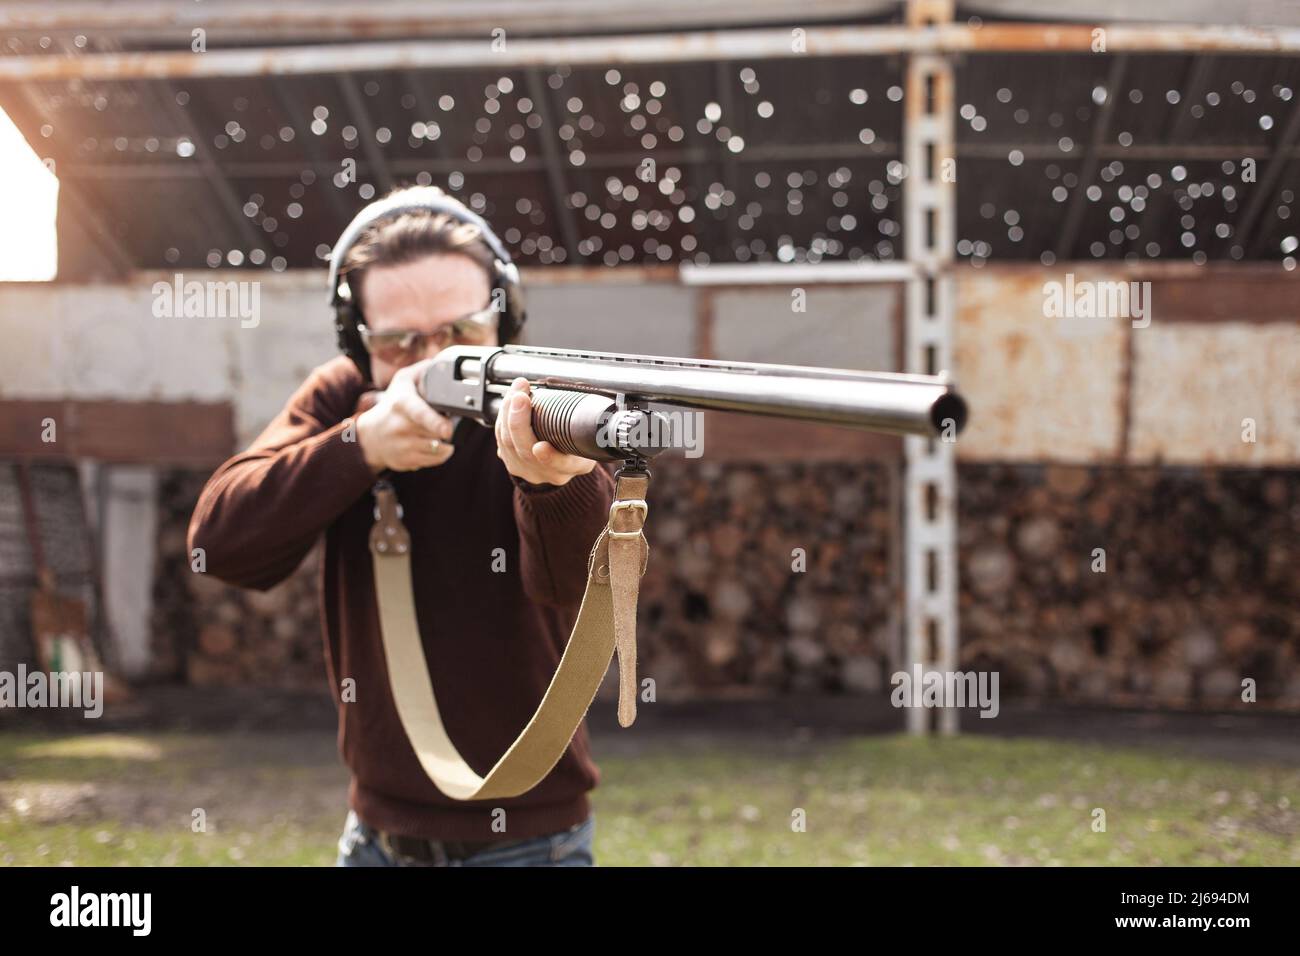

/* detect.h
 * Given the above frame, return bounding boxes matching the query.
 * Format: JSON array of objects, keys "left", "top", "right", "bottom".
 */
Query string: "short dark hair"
[{"left": 338, "top": 187, "right": 496, "bottom": 313}]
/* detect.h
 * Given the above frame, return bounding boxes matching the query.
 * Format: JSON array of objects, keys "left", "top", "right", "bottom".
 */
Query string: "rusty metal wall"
[
  {"left": 954, "top": 264, "right": 1300, "bottom": 466},
  {"left": 1131, "top": 323, "right": 1300, "bottom": 465},
  {"left": 954, "top": 266, "right": 1128, "bottom": 462}
]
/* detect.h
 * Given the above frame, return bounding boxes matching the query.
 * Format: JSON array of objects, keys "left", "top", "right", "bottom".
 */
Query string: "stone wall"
[
  {"left": 151, "top": 460, "right": 1300, "bottom": 710},
  {"left": 958, "top": 463, "right": 1300, "bottom": 709},
  {"left": 152, "top": 462, "right": 899, "bottom": 699},
  {"left": 152, "top": 471, "right": 324, "bottom": 690}
]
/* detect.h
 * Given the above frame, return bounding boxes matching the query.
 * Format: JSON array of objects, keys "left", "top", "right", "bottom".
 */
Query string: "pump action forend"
[{"left": 420, "top": 344, "right": 969, "bottom": 463}]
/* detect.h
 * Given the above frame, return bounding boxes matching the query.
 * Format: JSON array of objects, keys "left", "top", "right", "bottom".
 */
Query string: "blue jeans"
[{"left": 335, "top": 810, "right": 595, "bottom": 867}]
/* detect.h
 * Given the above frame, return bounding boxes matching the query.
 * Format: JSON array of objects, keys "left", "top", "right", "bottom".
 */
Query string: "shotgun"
[
  {"left": 419, "top": 343, "right": 968, "bottom": 462},
  {"left": 376, "top": 343, "right": 969, "bottom": 799}
]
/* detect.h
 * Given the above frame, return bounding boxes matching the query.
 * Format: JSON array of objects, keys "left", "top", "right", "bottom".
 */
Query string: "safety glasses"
[{"left": 358, "top": 306, "right": 499, "bottom": 362}]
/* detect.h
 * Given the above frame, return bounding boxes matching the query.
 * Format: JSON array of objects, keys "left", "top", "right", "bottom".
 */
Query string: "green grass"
[{"left": 1, "top": 731, "right": 1296, "bottom": 865}]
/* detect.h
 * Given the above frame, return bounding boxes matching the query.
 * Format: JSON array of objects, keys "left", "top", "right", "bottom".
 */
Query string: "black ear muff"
[
  {"left": 333, "top": 278, "right": 372, "bottom": 384},
  {"left": 495, "top": 260, "right": 527, "bottom": 345}
]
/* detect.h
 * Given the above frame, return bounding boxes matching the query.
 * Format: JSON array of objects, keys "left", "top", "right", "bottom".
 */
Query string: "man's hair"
[{"left": 338, "top": 187, "right": 497, "bottom": 313}]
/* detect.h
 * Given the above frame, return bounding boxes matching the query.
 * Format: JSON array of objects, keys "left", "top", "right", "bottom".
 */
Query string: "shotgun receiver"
[{"left": 419, "top": 344, "right": 968, "bottom": 461}]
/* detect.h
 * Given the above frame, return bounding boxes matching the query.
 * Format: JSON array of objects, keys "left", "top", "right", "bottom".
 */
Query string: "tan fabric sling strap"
[{"left": 368, "top": 470, "right": 649, "bottom": 801}]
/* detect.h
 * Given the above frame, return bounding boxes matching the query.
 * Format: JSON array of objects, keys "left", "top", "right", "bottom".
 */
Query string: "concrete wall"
[
  {"left": 0, "top": 272, "right": 334, "bottom": 447},
  {"left": 0, "top": 267, "right": 903, "bottom": 449},
  {"left": 2, "top": 264, "right": 1294, "bottom": 463}
]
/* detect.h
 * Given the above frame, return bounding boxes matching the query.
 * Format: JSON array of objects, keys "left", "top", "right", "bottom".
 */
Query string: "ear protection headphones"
[{"left": 327, "top": 186, "right": 527, "bottom": 384}]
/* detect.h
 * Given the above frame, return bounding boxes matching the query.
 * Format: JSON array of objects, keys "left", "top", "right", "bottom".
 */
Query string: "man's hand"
[
  {"left": 495, "top": 378, "right": 598, "bottom": 487},
  {"left": 355, "top": 360, "right": 456, "bottom": 474}
]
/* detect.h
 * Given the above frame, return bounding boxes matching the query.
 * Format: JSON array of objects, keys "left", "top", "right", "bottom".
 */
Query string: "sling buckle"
[{"left": 608, "top": 499, "right": 648, "bottom": 537}]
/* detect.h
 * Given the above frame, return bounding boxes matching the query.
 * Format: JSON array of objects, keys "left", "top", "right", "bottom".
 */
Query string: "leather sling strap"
[{"left": 368, "top": 470, "right": 649, "bottom": 801}]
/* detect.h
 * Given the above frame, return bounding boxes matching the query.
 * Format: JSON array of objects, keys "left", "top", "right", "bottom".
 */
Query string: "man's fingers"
[
  {"left": 495, "top": 390, "right": 521, "bottom": 461},
  {"left": 494, "top": 378, "right": 598, "bottom": 486},
  {"left": 396, "top": 393, "right": 454, "bottom": 439},
  {"left": 386, "top": 360, "right": 453, "bottom": 437},
  {"left": 531, "top": 441, "right": 586, "bottom": 474},
  {"left": 506, "top": 387, "right": 540, "bottom": 464},
  {"left": 496, "top": 379, "right": 533, "bottom": 461},
  {"left": 392, "top": 436, "right": 455, "bottom": 470},
  {"left": 423, "top": 441, "right": 456, "bottom": 466},
  {"left": 355, "top": 390, "right": 382, "bottom": 415}
]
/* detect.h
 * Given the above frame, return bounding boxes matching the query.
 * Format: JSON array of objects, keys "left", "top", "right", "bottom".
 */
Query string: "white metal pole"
[{"left": 902, "top": 0, "right": 960, "bottom": 736}]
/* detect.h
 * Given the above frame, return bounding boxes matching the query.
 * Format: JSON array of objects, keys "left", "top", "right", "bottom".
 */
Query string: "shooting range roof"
[{"left": 1, "top": 1, "right": 1298, "bottom": 274}]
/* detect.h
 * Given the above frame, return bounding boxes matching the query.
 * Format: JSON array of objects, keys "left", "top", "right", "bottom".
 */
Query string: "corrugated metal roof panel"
[{"left": 1, "top": 47, "right": 1296, "bottom": 271}]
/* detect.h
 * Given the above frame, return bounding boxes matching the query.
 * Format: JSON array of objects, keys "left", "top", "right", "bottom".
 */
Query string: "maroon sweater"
[{"left": 188, "top": 356, "right": 615, "bottom": 841}]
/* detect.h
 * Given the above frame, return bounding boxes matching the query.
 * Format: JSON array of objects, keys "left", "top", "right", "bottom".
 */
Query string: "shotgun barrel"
[{"left": 420, "top": 344, "right": 968, "bottom": 462}]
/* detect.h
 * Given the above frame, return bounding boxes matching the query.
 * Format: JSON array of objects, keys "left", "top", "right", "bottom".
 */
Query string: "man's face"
[{"left": 357, "top": 251, "right": 495, "bottom": 389}]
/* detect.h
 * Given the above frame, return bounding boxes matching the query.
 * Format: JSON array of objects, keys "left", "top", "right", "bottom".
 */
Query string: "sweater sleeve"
[
  {"left": 511, "top": 464, "right": 617, "bottom": 609},
  {"left": 187, "top": 358, "right": 378, "bottom": 591}
]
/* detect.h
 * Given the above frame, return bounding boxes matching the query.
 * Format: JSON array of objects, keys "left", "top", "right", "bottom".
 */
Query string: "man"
[{"left": 188, "top": 187, "right": 614, "bottom": 866}]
